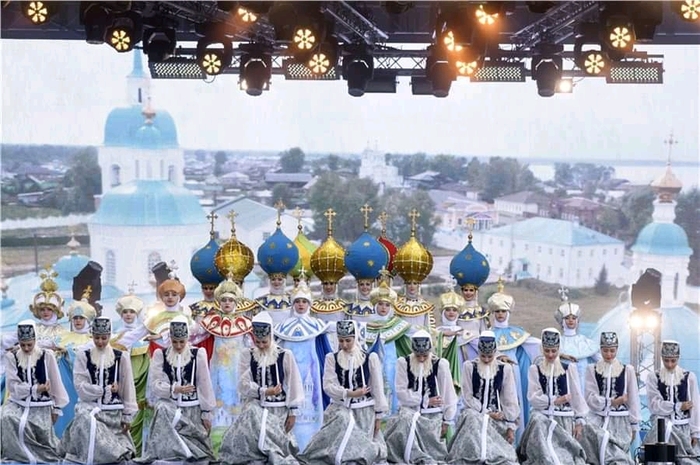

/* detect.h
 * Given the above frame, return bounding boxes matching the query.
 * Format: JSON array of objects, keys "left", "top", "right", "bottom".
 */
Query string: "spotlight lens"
[
  {"left": 110, "top": 29, "right": 132, "bottom": 52},
  {"left": 27, "top": 1, "right": 48, "bottom": 24},
  {"left": 293, "top": 28, "right": 316, "bottom": 50},
  {"left": 442, "top": 31, "right": 463, "bottom": 52},
  {"left": 309, "top": 53, "right": 331, "bottom": 74},
  {"left": 584, "top": 52, "right": 606, "bottom": 75},
  {"left": 475, "top": 5, "right": 498, "bottom": 26},
  {"left": 202, "top": 52, "right": 223, "bottom": 75},
  {"left": 681, "top": 0, "right": 700, "bottom": 20},
  {"left": 237, "top": 7, "right": 258, "bottom": 23},
  {"left": 456, "top": 60, "right": 479, "bottom": 76},
  {"left": 609, "top": 26, "right": 632, "bottom": 49}
]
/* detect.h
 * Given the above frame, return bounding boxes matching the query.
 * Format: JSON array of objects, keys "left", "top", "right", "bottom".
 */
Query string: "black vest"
[
  {"left": 14, "top": 349, "right": 50, "bottom": 402},
  {"left": 471, "top": 362, "right": 505, "bottom": 412},
  {"left": 333, "top": 351, "right": 373, "bottom": 402},
  {"left": 250, "top": 347, "right": 287, "bottom": 402},
  {"left": 593, "top": 364, "right": 628, "bottom": 412},
  {"left": 537, "top": 363, "right": 572, "bottom": 412},
  {"left": 162, "top": 348, "right": 200, "bottom": 402},
  {"left": 405, "top": 356, "right": 440, "bottom": 408},
  {"left": 85, "top": 348, "right": 124, "bottom": 405},
  {"left": 656, "top": 370, "right": 691, "bottom": 420}
]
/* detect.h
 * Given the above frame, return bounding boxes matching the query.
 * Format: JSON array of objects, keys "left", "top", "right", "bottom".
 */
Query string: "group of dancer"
[{"left": 1, "top": 206, "right": 699, "bottom": 465}]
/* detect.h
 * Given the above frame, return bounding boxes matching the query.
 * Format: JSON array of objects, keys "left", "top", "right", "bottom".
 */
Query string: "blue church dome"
[
  {"left": 53, "top": 253, "right": 91, "bottom": 289},
  {"left": 91, "top": 180, "right": 207, "bottom": 226},
  {"left": 631, "top": 223, "right": 692, "bottom": 256},
  {"left": 345, "top": 231, "right": 389, "bottom": 280},
  {"left": 257, "top": 228, "right": 299, "bottom": 277},
  {"left": 104, "top": 106, "right": 178, "bottom": 149}
]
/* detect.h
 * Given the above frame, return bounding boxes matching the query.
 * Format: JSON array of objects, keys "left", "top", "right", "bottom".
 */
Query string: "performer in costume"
[
  {"left": 310, "top": 207, "right": 347, "bottom": 350},
  {"left": 62, "top": 317, "right": 138, "bottom": 464},
  {"left": 449, "top": 225, "right": 491, "bottom": 360},
  {"left": 434, "top": 286, "right": 468, "bottom": 391},
  {"left": 447, "top": 331, "right": 520, "bottom": 465},
  {"left": 301, "top": 320, "right": 388, "bottom": 465},
  {"left": 0, "top": 319, "right": 69, "bottom": 464},
  {"left": 579, "top": 331, "right": 639, "bottom": 465},
  {"left": 275, "top": 281, "right": 331, "bottom": 452},
  {"left": 556, "top": 287, "right": 599, "bottom": 393},
  {"left": 384, "top": 330, "right": 458, "bottom": 464},
  {"left": 26, "top": 268, "right": 67, "bottom": 352},
  {"left": 393, "top": 209, "right": 435, "bottom": 335},
  {"left": 487, "top": 277, "right": 541, "bottom": 433},
  {"left": 111, "top": 288, "right": 151, "bottom": 454},
  {"left": 219, "top": 311, "right": 303, "bottom": 465},
  {"left": 344, "top": 203, "right": 390, "bottom": 324},
  {"left": 517, "top": 328, "right": 587, "bottom": 465},
  {"left": 138, "top": 316, "right": 216, "bottom": 464},
  {"left": 200, "top": 277, "right": 253, "bottom": 445},
  {"left": 255, "top": 203, "right": 299, "bottom": 325},
  {"left": 643, "top": 340, "right": 700, "bottom": 465},
  {"left": 365, "top": 271, "right": 411, "bottom": 415}
]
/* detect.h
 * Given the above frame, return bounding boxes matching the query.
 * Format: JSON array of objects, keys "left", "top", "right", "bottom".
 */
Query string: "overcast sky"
[{"left": 2, "top": 39, "right": 699, "bottom": 162}]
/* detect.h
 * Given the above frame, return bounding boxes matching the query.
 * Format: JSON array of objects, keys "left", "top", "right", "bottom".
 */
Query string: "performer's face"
[
  {"left": 171, "top": 338, "right": 188, "bottom": 353},
  {"left": 493, "top": 309, "right": 508, "bottom": 323},
  {"left": 72, "top": 316, "right": 87, "bottom": 330},
  {"left": 564, "top": 315, "right": 578, "bottom": 329},
  {"left": 443, "top": 307, "right": 459, "bottom": 322},
  {"left": 161, "top": 290, "right": 180, "bottom": 307},
  {"left": 338, "top": 336, "right": 355, "bottom": 353},
  {"left": 375, "top": 301, "right": 392, "bottom": 316},
  {"left": 662, "top": 357, "right": 679, "bottom": 371},
  {"left": 93, "top": 334, "right": 110, "bottom": 349},
  {"left": 322, "top": 282, "right": 336, "bottom": 295},
  {"left": 479, "top": 352, "right": 495, "bottom": 364},
  {"left": 600, "top": 346, "right": 617, "bottom": 362},
  {"left": 254, "top": 335, "right": 272, "bottom": 351},
  {"left": 39, "top": 305, "right": 55, "bottom": 321},
  {"left": 357, "top": 280, "right": 372, "bottom": 297},
  {"left": 406, "top": 282, "right": 419, "bottom": 295},
  {"left": 219, "top": 296, "right": 236, "bottom": 314},
  {"left": 201, "top": 284, "right": 216, "bottom": 300},
  {"left": 293, "top": 298, "right": 310, "bottom": 315},
  {"left": 413, "top": 352, "right": 429, "bottom": 363},
  {"left": 19, "top": 339, "right": 36, "bottom": 354},
  {"left": 121, "top": 309, "right": 137, "bottom": 324},
  {"left": 270, "top": 276, "right": 285, "bottom": 291},
  {"left": 543, "top": 347, "right": 559, "bottom": 363},
  {"left": 461, "top": 286, "right": 477, "bottom": 301}
]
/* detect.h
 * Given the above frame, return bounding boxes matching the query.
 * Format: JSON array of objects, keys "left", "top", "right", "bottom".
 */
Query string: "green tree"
[
  {"left": 480, "top": 157, "right": 537, "bottom": 202},
  {"left": 391, "top": 153, "right": 429, "bottom": 177},
  {"left": 271, "top": 184, "right": 293, "bottom": 209},
  {"left": 676, "top": 188, "right": 700, "bottom": 285},
  {"left": 308, "top": 173, "right": 380, "bottom": 243},
  {"left": 597, "top": 207, "right": 628, "bottom": 236},
  {"left": 465, "top": 157, "right": 482, "bottom": 188},
  {"left": 61, "top": 147, "right": 102, "bottom": 214},
  {"left": 279, "top": 147, "right": 305, "bottom": 173},
  {"left": 620, "top": 186, "right": 654, "bottom": 243},
  {"left": 429, "top": 154, "right": 467, "bottom": 183},
  {"left": 594, "top": 265, "right": 610, "bottom": 295},
  {"left": 213, "top": 151, "right": 228, "bottom": 176},
  {"left": 554, "top": 162, "right": 574, "bottom": 186},
  {"left": 378, "top": 189, "right": 439, "bottom": 246}
]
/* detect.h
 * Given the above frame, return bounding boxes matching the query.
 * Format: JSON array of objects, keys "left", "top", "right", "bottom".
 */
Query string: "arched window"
[
  {"left": 674, "top": 272, "right": 679, "bottom": 300},
  {"left": 135, "top": 160, "right": 140, "bottom": 180},
  {"left": 106, "top": 250, "right": 116, "bottom": 285},
  {"left": 147, "top": 251, "right": 162, "bottom": 276},
  {"left": 160, "top": 159, "right": 165, "bottom": 179},
  {"left": 168, "top": 165, "right": 176, "bottom": 183},
  {"left": 110, "top": 164, "right": 121, "bottom": 187}
]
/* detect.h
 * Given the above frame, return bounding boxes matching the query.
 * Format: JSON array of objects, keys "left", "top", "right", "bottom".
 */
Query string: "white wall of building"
[
  {"left": 630, "top": 252, "right": 690, "bottom": 307},
  {"left": 99, "top": 146, "right": 185, "bottom": 189}
]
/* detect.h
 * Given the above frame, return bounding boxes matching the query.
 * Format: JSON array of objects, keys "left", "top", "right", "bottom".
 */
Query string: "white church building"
[
  {"left": 357, "top": 145, "right": 404, "bottom": 192},
  {"left": 88, "top": 52, "right": 209, "bottom": 292}
]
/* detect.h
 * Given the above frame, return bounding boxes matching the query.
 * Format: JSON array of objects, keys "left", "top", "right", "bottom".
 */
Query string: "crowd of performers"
[{"left": 1, "top": 206, "right": 699, "bottom": 465}]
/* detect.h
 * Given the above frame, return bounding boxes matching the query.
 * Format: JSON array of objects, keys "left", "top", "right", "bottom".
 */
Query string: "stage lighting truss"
[
  {"left": 284, "top": 60, "right": 339, "bottom": 80},
  {"left": 606, "top": 61, "right": 664, "bottom": 84},
  {"left": 469, "top": 62, "right": 526, "bottom": 82},
  {"left": 149, "top": 57, "right": 207, "bottom": 80}
]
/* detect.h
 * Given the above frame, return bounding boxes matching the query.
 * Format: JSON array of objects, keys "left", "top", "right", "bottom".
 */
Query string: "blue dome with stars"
[
  {"left": 450, "top": 239, "right": 490, "bottom": 287},
  {"left": 257, "top": 228, "right": 299, "bottom": 276},
  {"left": 191, "top": 237, "right": 225, "bottom": 285},
  {"left": 345, "top": 231, "right": 389, "bottom": 280}
]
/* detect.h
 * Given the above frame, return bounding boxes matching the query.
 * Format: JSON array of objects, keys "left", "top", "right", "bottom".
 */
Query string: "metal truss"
[
  {"left": 510, "top": 1, "right": 600, "bottom": 50},
  {"left": 320, "top": 1, "right": 390, "bottom": 45},
  {"left": 629, "top": 310, "right": 663, "bottom": 432}
]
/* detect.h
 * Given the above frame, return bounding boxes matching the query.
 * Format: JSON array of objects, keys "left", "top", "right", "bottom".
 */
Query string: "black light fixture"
[
  {"left": 21, "top": 1, "right": 53, "bottom": 25},
  {"left": 196, "top": 26, "right": 233, "bottom": 76},
  {"left": 143, "top": 28, "right": 176, "bottom": 63},
  {"left": 105, "top": 10, "right": 143, "bottom": 53},
  {"left": 426, "top": 45, "right": 456, "bottom": 98},
  {"left": 673, "top": 0, "right": 700, "bottom": 22},
  {"left": 574, "top": 22, "right": 609, "bottom": 76},
  {"left": 240, "top": 47, "right": 272, "bottom": 96},
  {"left": 234, "top": 2, "right": 272, "bottom": 23},
  {"left": 269, "top": 2, "right": 325, "bottom": 62},
  {"left": 532, "top": 43, "right": 563, "bottom": 97},
  {"left": 308, "top": 41, "right": 339, "bottom": 75},
  {"left": 342, "top": 47, "right": 374, "bottom": 97},
  {"left": 82, "top": 3, "right": 113, "bottom": 45},
  {"left": 599, "top": 3, "right": 635, "bottom": 60}
]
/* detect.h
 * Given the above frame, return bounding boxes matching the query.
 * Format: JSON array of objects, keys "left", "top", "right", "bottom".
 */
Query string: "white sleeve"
[
  {"left": 437, "top": 359, "right": 458, "bottom": 424},
  {"left": 395, "top": 357, "right": 421, "bottom": 408}
]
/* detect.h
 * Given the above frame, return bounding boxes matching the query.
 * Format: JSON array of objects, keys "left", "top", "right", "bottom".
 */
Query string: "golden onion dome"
[
  {"left": 214, "top": 210, "right": 254, "bottom": 283},
  {"left": 310, "top": 207, "right": 346, "bottom": 283},
  {"left": 393, "top": 208, "right": 433, "bottom": 283}
]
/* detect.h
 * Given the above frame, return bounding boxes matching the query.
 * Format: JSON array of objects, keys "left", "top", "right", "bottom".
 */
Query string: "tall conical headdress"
[
  {"left": 393, "top": 209, "right": 433, "bottom": 283},
  {"left": 191, "top": 213, "right": 225, "bottom": 286},
  {"left": 310, "top": 207, "right": 347, "bottom": 284},
  {"left": 345, "top": 204, "right": 389, "bottom": 281},
  {"left": 214, "top": 209, "right": 255, "bottom": 283},
  {"left": 257, "top": 201, "right": 299, "bottom": 278},
  {"left": 449, "top": 220, "right": 490, "bottom": 288}
]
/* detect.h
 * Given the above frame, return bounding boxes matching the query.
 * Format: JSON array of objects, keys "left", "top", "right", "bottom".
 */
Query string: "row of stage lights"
[{"left": 19, "top": 1, "right": 700, "bottom": 97}]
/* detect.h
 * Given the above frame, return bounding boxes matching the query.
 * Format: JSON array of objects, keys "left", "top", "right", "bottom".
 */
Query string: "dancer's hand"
[
  {"left": 489, "top": 411, "right": 504, "bottom": 421},
  {"left": 284, "top": 415, "right": 296, "bottom": 433},
  {"left": 348, "top": 386, "right": 370, "bottom": 398},
  {"left": 573, "top": 424, "right": 583, "bottom": 440},
  {"left": 374, "top": 419, "right": 381, "bottom": 436},
  {"left": 38, "top": 381, "right": 51, "bottom": 394},
  {"left": 554, "top": 394, "right": 571, "bottom": 406},
  {"left": 174, "top": 384, "right": 196, "bottom": 394},
  {"left": 110, "top": 382, "right": 119, "bottom": 393},
  {"left": 611, "top": 394, "right": 628, "bottom": 408},
  {"left": 428, "top": 396, "right": 443, "bottom": 407},
  {"left": 122, "top": 422, "right": 131, "bottom": 433},
  {"left": 506, "top": 429, "right": 515, "bottom": 444},
  {"left": 265, "top": 384, "right": 282, "bottom": 396},
  {"left": 692, "top": 437, "right": 697, "bottom": 447},
  {"left": 202, "top": 419, "right": 212, "bottom": 434},
  {"left": 441, "top": 423, "right": 448, "bottom": 437},
  {"left": 51, "top": 413, "right": 58, "bottom": 424},
  {"left": 680, "top": 401, "right": 693, "bottom": 411}
]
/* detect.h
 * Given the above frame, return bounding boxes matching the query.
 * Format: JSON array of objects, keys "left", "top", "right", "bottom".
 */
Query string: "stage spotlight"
[
  {"left": 601, "top": 11, "right": 635, "bottom": 60},
  {"left": 475, "top": 4, "right": 499, "bottom": 26},
  {"left": 22, "top": 1, "right": 52, "bottom": 25},
  {"left": 583, "top": 51, "right": 608, "bottom": 75},
  {"left": 342, "top": 48, "right": 374, "bottom": 97},
  {"left": 196, "top": 34, "right": 233, "bottom": 75},
  {"left": 557, "top": 78, "right": 573, "bottom": 93},
  {"left": 454, "top": 45, "right": 482, "bottom": 77},
  {"left": 532, "top": 49, "right": 562, "bottom": 97},
  {"left": 106, "top": 11, "right": 143, "bottom": 53},
  {"left": 143, "top": 28, "right": 176, "bottom": 63},
  {"left": 673, "top": 0, "right": 700, "bottom": 21},
  {"left": 426, "top": 45, "right": 456, "bottom": 97},
  {"left": 82, "top": 3, "right": 112, "bottom": 45},
  {"left": 308, "top": 42, "right": 338, "bottom": 75},
  {"left": 574, "top": 24, "right": 609, "bottom": 76},
  {"left": 240, "top": 50, "right": 272, "bottom": 96}
]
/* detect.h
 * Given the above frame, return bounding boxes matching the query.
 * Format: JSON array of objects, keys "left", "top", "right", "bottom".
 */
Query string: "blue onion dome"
[
  {"left": 214, "top": 211, "right": 255, "bottom": 283},
  {"left": 449, "top": 228, "right": 490, "bottom": 288},
  {"left": 191, "top": 219, "right": 225, "bottom": 286},
  {"left": 310, "top": 207, "right": 347, "bottom": 284},
  {"left": 53, "top": 234, "right": 90, "bottom": 291},
  {"left": 394, "top": 208, "right": 433, "bottom": 283},
  {"left": 345, "top": 205, "right": 389, "bottom": 280},
  {"left": 257, "top": 203, "right": 299, "bottom": 278}
]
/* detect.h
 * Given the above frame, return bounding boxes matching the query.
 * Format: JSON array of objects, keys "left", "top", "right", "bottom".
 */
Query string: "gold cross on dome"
[
  {"left": 127, "top": 280, "right": 138, "bottom": 294},
  {"left": 378, "top": 211, "right": 389, "bottom": 235},
  {"left": 360, "top": 203, "right": 373, "bottom": 230},
  {"left": 227, "top": 210, "right": 238, "bottom": 236},
  {"left": 324, "top": 208, "right": 336, "bottom": 236},
  {"left": 293, "top": 207, "right": 304, "bottom": 232},
  {"left": 465, "top": 217, "right": 476, "bottom": 241},
  {"left": 206, "top": 212, "right": 218, "bottom": 239},
  {"left": 408, "top": 208, "right": 420, "bottom": 236},
  {"left": 496, "top": 275, "right": 505, "bottom": 293},
  {"left": 168, "top": 260, "right": 179, "bottom": 279},
  {"left": 664, "top": 131, "right": 678, "bottom": 164},
  {"left": 558, "top": 286, "right": 569, "bottom": 301},
  {"left": 274, "top": 199, "right": 285, "bottom": 227}
]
